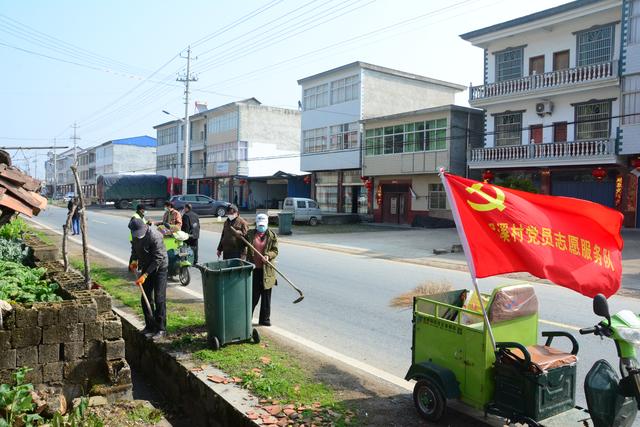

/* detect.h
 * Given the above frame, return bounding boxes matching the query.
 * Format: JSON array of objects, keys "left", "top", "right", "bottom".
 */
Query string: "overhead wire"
[{"left": 195, "top": 0, "right": 374, "bottom": 76}]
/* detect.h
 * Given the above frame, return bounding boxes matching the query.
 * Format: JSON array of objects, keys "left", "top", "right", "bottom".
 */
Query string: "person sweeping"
[
  {"left": 245, "top": 213, "right": 278, "bottom": 326},
  {"left": 128, "top": 218, "right": 168, "bottom": 339}
]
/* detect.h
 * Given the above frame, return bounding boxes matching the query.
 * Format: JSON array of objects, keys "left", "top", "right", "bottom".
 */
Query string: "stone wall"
[{"left": 0, "top": 235, "right": 131, "bottom": 401}]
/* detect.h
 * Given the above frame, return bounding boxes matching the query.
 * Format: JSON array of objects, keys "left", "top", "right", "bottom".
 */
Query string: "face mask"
[
  {"left": 228, "top": 213, "right": 237, "bottom": 220},
  {"left": 256, "top": 224, "right": 267, "bottom": 233}
]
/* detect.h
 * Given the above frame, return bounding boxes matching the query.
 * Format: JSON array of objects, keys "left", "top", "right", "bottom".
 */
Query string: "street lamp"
[{"left": 163, "top": 110, "right": 188, "bottom": 195}]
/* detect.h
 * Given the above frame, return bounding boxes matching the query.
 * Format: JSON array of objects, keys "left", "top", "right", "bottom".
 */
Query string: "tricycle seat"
[{"left": 511, "top": 345, "right": 577, "bottom": 373}]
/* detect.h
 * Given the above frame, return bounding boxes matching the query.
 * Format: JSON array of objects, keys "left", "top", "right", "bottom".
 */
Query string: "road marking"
[
  {"left": 92, "top": 220, "right": 108, "bottom": 224},
  {"left": 540, "top": 319, "right": 581, "bottom": 332}
]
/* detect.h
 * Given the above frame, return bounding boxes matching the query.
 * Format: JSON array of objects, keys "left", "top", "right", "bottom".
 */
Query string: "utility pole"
[
  {"left": 53, "top": 138, "right": 57, "bottom": 195},
  {"left": 70, "top": 123, "right": 81, "bottom": 194},
  {"left": 177, "top": 46, "right": 197, "bottom": 195}
]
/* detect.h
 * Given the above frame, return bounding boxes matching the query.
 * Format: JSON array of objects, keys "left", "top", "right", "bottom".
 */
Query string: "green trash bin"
[
  {"left": 278, "top": 212, "right": 293, "bottom": 235},
  {"left": 197, "top": 259, "right": 260, "bottom": 350}
]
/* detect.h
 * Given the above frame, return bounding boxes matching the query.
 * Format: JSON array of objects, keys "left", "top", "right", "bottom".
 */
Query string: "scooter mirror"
[{"left": 593, "top": 294, "right": 611, "bottom": 324}]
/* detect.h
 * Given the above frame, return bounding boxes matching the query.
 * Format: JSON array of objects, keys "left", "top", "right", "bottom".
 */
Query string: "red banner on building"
[{"left": 442, "top": 172, "right": 624, "bottom": 298}]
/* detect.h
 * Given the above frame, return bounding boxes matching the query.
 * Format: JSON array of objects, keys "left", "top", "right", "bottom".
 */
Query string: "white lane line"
[
  {"left": 540, "top": 319, "right": 581, "bottom": 331},
  {"left": 92, "top": 220, "right": 108, "bottom": 224}
]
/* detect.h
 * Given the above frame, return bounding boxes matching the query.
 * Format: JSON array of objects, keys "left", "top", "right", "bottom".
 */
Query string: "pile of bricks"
[{"left": 0, "top": 236, "right": 132, "bottom": 400}]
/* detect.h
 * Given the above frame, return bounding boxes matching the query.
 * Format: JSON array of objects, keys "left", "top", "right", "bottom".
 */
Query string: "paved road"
[{"left": 31, "top": 206, "right": 640, "bottom": 425}]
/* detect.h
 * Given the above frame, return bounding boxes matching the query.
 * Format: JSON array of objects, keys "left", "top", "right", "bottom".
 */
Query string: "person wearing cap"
[
  {"left": 181, "top": 203, "right": 200, "bottom": 264},
  {"left": 244, "top": 213, "right": 278, "bottom": 326},
  {"left": 217, "top": 204, "right": 248, "bottom": 259},
  {"left": 128, "top": 218, "right": 169, "bottom": 339}
]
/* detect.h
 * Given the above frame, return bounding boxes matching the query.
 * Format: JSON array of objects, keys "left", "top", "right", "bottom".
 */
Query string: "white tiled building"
[{"left": 461, "top": 0, "right": 640, "bottom": 227}]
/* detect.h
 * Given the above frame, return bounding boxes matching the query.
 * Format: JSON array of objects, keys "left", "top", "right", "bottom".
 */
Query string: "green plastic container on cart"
[
  {"left": 196, "top": 259, "right": 260, "bottom": 350},
  {"left": 278, "top": 212, "right": 293, "bottom": 235}
]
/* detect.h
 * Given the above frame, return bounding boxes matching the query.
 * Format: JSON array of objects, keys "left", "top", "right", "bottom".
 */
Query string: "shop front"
[{"left": 312, "top": 169, "right": 370, "bottom": 215}]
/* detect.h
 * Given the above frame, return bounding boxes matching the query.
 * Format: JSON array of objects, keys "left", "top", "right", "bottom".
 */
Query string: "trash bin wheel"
[
  {"left": 209, "top": 335, "right": 220, "bottom": 351},
  {"left": 252, "top": 328, "right": 260, "bottom": 344},
  {"left": 413, "top": 379, "right": 446, "bottom": 422},
  {"left": 179, "top": 266, "right": 190, "bottom": 286}
]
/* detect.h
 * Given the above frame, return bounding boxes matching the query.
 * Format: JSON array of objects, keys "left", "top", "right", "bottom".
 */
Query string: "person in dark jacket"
[
  {"left": 128, "top": 218, "right": 169, "bottom": 339},
  {"left": 181, "top": 203, "right": 200, "bottom": 264},
  {"left": 217, "top": 204, "right": 248, "bottom": 259},
  {"left": 244, "top": 213, "right": 278, "bottom": 326},
  {"left": 68, "top": 198, "right": 80, "bottom": 235}
]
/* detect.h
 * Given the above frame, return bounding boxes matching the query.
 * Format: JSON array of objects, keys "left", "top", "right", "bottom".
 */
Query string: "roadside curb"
[{"left": 114, "top": 305, "right": 264, "bottom": 427}]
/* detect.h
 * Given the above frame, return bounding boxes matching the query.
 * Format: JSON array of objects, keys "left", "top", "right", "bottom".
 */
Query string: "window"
[
  {"left": 575, "top": 101, "right": 611, "bottom": 140},
  {"left": 302, "top": 127, "right": 327, "bottom": 153},
  {"left": 630, "top": 2, "right": 640, "bottom": 45},
  {"left": 623, "top": 75, "right": 640, "bottom": 124},
  {"left": 330, "top": 75, "right": 360, "bottom": 104},
  {"left": 238, "top": 141, "right": 248, "bottom": 161},
  {"left": 303, "top": 84, "right": 328, "bottom": 110},
  {"left": 308, "top": 201, "right": 318, "bottom": 208},
  {"left": 315, "top": 172, "right": 338, "bottom": 212},
  {"left": 297, "top": 201, "right": 306, "bottom": 208},
  {"left": 157, "top": 126, "right": 180, "bottom": 146},
  {"left": 494, "top": 112, "right": 522, "bottom": 146},
  {"left": 495, "top": 48, "right": 523, "bottom": 82},
  {"left": 364, "top": 118, "right": 447, "bottom": 156},
  {"left": 207, "top": 111, "right": 238, "bottom": 135},
  {"left": 157, "top": 154, "right": 178, "bottom": 170},
  {"left": 284, "top": 199, "right": 293, "bottom": 207},
  {"left": 577, "top": 25, "right": 614, "bottom": 66},
  {"left": 329, "top": 123, "right": 359, "bottom": 151},
  {"left": 428, "top": 184, "right": 446, "bottom": 210},
  {"left": 206, "top": 142, "right": 246, "bottom": 163}
]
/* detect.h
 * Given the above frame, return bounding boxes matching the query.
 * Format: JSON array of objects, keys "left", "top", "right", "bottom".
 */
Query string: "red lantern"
[
  {"left": 482, "top": 169, "right": 494, "bottom": 182},
  {"left": 592, "top": 167, "right": 607, "bottom": 181},
  {"left": 631, "top": 157, "right": 640, "bottom": 169},
  {"left": 303, "top": 175, "right": 311, "bottom": 184},
  {"left": 239, "top": 179, "right": 247, "bottom": 185},
  {"left": 360, "top": 176, "right": 368, "bottom": 182},
  {"left": 365, "top": 180, "right": 372, "bottom": 190}
]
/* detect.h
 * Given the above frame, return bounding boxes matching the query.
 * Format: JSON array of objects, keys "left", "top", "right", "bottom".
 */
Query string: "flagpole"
[{"left": 439, "top": 168, "right": 497, "bottom": 351}]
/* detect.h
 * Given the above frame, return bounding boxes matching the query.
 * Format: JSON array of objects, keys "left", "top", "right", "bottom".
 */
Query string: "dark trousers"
[
  {"left": 223, "top": 251, "right": 242, "bottom": 260},
  {"left": 190, "top": 243, "right": 199, "bottom": 265},
  {"left": 252, "top": 269, "right": 272, "bottom": 324},
  {"left": 141, "top": 267, "right": 167, "bottom": 332}
]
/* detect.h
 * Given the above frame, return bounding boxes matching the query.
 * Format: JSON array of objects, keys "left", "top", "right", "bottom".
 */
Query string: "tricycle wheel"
[
  {"left": 179, "top": 266, "right": 190, "bottom": 286},
  {"left": 252, "top": 328, "right": 260, "bottom": 344},
  {"left": 208, "top": 335, "right": 220, "bottom": 350},
  {"left": 413, "top": 379, "right": 446, "bottom": 422}
]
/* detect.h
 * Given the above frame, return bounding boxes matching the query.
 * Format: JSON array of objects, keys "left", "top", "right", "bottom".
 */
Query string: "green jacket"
[{"left": 245, "top": 229, "right": 278, "bottom": 290}]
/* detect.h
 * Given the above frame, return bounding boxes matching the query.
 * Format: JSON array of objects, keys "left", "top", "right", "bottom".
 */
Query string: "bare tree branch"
[{"left": 71, "top": 165, "right": 91, "bottom": 289}]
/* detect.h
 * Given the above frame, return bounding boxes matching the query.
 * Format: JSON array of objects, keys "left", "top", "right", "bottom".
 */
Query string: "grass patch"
[
  {"left": 195, "top": 340, "right": 335, "bottom": 407},
  {"left": 126, "top": 404, "right": 163, "bottom": 424}
]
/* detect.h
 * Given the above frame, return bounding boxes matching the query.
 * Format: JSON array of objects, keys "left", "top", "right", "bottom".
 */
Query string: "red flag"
[{"left": 442, "top": 172, "right": 623, "bottom": 298}]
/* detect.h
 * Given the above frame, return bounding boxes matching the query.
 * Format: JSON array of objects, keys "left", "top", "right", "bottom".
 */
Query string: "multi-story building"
[
  {"left": 362, "top": 105, "right": 484, "bottom": 225},
  {"left": 297, "top": 61, "right": 465, "bottom": 214},
  {"left": 461, "top": 0, "right": 640, "bottom": 227},
  {"left": 154, "top": 98, "right": 302, "bottom": 209},
  {"left": 45, "top": 136, "right": 156, "bottom": 200},
  {"left": 78, "top": 147, "right": 96, "bottom": 198}
]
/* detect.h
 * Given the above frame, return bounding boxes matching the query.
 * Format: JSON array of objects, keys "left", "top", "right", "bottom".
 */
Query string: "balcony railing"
[
  {"left": 469, "top": 139, "right": 615, "bottom": 165},
  {"left": 470, "top": 61, "right": 617, "bottom": 101}
]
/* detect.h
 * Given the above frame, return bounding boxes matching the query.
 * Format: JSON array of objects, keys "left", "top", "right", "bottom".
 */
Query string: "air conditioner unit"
[{"left": 535, "top": 101, "right": 553, "bottom": 116}]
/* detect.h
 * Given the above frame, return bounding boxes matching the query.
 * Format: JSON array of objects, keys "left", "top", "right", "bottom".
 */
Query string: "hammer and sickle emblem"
[{"left": 465, "top": 183, "right": 506, "bottom": 212}]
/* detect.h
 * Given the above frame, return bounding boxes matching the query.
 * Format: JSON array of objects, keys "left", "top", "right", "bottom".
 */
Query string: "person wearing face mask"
[
  {"left": 217, "top": 204, "right": 248, "bottom": 259},
  {"left": 244, "top": 213, "right": 278, "bottom": 326},
  {"left": 156, "top": 201, "right": 182, "bottom": 232}
]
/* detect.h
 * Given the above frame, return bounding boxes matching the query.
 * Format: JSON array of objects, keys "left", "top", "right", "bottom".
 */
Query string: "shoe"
[
  {"left": 141, "top": 327, "right": 155, "bottom": 336},
  {"left": 152, "top": 331, "right": 167, "bottom": 340},
  {"left": 259, "top": 320, "right": 271, "bottom": 327}
]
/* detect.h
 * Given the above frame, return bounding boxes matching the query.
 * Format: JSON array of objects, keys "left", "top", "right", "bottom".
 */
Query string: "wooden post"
[
  {"left": 62, "top": 201, "right": 76, "bottom": 272},
  {"left": 70, "top": 165, "right": 91, "bottom": 289}
]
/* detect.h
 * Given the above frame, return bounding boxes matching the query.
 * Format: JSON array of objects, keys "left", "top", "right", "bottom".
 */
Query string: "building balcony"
[
  {"left": 468, "top": 139, "right": 619, "bottom": 169},
  {"left": 469, "top": 61, "right": 618, "bottom": 106},
  {"left": 190, "top": 141, "right": 205, "bottom": 151},
  {"left": 190, "top": 163, "right": 205, "bottom": 178}
]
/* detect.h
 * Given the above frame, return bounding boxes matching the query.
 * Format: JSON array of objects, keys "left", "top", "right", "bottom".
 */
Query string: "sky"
[{"left": 0, "top": 0, "right": 570, "bottom": 178}]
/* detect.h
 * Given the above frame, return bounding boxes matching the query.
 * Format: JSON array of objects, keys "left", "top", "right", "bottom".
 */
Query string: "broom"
[{"left": 389, "top": 280, "right": 453, "bottom": 309}]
